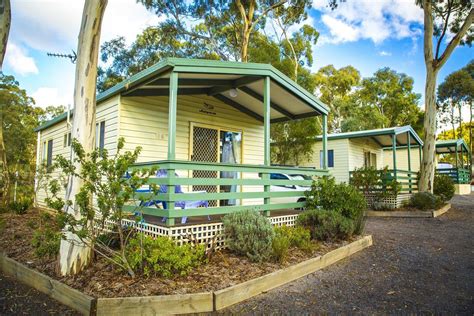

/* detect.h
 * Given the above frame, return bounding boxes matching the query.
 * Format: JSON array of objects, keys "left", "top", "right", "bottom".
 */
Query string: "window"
[
  {"left": 96, "top": 121, "right": 105, "bottom": 150},
  {"left": 46, "top": 139, "right": 53, "bottom": 168},
  {"left": 364, "top": 152, "right": 377, "bottom": 168},
  {"left": 320, "top": 150, "right": 334, "bottom": 168},
  {"left": 63, "top": 132, "right": 71, "bottom": 147}
]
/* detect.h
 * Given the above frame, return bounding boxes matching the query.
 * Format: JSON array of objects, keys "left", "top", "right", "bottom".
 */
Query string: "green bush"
[
  {"left": 275, "top": 225, "right": 312, "bottom": 251},
  {"left": 409, "top": 192, "right": 443, "bottom": 211},
  {"left": 296, "top": 209, "right": 354, "bottom": 241},
  {"left": 306, "top": 177, "right": 367, "bottom": 234},
  {"left": 433, "top": 174, "right": 455, "bottom": 202},
  {"left": 125, "top": 234, "right": 206, "bottom": 277},
  {"left": 9, "top": 199, "right": 32, "bottom": 215},
  {"left": 272, "top": 231, "right": 290, "bottom": 263},
  {"left": 31, "top": 227, "right": 61, "bottom": 258},
  {"left": 222, "top": 209, "right": 274, "bottom": 262}
]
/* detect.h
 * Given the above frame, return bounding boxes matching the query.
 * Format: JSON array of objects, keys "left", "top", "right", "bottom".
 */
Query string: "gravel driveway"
[
  {"left": 222, "top": 194, "right": 474, "bottom": 314},
  {"left": 1, "top": 194, "right": 473, "bottom": 314}
]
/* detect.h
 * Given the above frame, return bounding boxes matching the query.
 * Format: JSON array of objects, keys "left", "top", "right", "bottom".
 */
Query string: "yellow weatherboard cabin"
[
  {"left": 34, "top": 58, "right": 330, "bottom": 234},
  {"left": 299, "top": 126, "right": 424, "bottom": 208}
]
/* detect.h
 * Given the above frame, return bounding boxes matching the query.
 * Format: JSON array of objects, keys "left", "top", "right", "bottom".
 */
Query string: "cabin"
[
  {"left": 299, "top": 126, "right": 423, "bottom": 208},
  {"left": 435, "top": 139, "right": 471, "bottom": 195},
  {"left": 34, "top": 58, "right": 330, "bottom": 244}
]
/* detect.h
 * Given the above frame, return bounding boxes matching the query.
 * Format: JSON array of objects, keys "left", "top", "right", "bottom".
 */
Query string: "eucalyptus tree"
[
  {"left": 0, "top": 0, "right": 11, "bottom": 203},
  {"left": 60, "top": 0, "right": 108, "bottom": 276},
  {"left": 418, "top": 0, "right": 473, "bottom": 192}
]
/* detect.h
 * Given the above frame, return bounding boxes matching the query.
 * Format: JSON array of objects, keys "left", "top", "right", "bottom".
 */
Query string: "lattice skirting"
[
  {"left": 364, "top": 193, "right": 412, "bottom": 209},
  {"left": 115, "top": 214, "right": 300, "bottom": 250}
]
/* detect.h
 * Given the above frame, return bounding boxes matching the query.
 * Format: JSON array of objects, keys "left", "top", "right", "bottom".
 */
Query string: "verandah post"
[
  {"left": 166, "top": 71, "right": 178, "bottom": 226},
  {"left": 322, "top": 115, "right": 328, "bottom": 170},
  {"left": 407, "top": 132, "right": 412, "bottom": 193},
  {"left": 392, "top": 134, "right": 397, "bottom": 183},
  {"left": 263, "top": 76, "right": 271, "bottom": 216}
]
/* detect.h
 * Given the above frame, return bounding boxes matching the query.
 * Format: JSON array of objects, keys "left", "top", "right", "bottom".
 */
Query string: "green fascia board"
[
  {"left": 316, "top": 125, "right": 423, "bottom": 146},
  {"left": 436, "top": 139, "right": 470, "bottom": 153},
  {"left": 34, "top": 112, "right": 71, "bottom": 132},
  {"left": 35, "top": 58, "right": 328, "bottom": 132}
]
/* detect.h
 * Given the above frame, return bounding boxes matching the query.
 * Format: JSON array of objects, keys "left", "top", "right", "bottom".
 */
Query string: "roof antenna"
[{"left": 46, "top": 50, "right": 77, "bottom": 64}]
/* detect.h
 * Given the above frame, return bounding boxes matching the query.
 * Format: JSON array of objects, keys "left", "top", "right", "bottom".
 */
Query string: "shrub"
[
  {"left": 296, "top": 209, "right": 354, "bottom": 241},
  {"left": 433, "top": 174, "right": 455, "bottom": 202},
  {"left": 31, "top": 227, "right": 61, "bottom": 258},
  {"left": 409, "top": 192, "right": 443, "bottom": 211},
  {"left": 222, "top": 209, "right": 274, "bottom": 262},
  {"left": 275, "top": 225, "right": 312, "bottom": 251},
  {"left": 9, "top": 199, "right": 32, "bottom": 215},
  {"left": 126, "top": 234, "right": 206, "bottom": 277},
  {"left": 306, "top": 177, "right": 367, "bottom": 234},
  {"left": 272, "top": 231, "right": 290, "bottom": 263}
]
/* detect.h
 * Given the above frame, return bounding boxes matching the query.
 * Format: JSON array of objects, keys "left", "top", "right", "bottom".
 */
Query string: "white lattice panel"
[
  {"left": 114, "top": 214, "right": 300, "bottom": 250},
  {"left": 365, "top": 193, "right": 412, "bottom": 209}
]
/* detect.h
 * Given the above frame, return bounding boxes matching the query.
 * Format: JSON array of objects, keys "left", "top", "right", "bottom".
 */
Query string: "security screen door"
[{"left": 191, "top": 125, "right": 219, "bottom": 206}]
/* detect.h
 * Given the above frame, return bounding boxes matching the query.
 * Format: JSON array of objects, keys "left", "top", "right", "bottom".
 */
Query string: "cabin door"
[{"left": 191, "top": 125, "right": 219, "bottom": 207}]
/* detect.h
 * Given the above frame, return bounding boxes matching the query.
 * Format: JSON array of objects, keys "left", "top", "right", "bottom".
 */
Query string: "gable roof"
[
  {"left": 317, "top": 126, "right": 423, "bottom": 147},
  {"left": 436, "top": 139, "right": 470, "bottom": 154},
  {"left": 36, "top": 58, "right": 329, "bottom": 132}
]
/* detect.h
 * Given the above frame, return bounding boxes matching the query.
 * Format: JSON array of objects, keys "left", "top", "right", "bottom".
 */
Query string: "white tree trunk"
[
  {"left": 0, "top": 0, "right": 10, "bottom": 69},
  {"left": 0, "top": 0, "right": 11, "bottom": 204},
  {"left": 419, "top": 64, "right": 438, "bottom": 192},
  {"left": 59, "top": 0, "right": 107, "bottom": 276},
  {"left": 419, "top": 2, "right": 473, "bottom": 192}
]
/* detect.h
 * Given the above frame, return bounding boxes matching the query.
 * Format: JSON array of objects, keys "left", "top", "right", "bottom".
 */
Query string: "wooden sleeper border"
[
  {"left": 365, "top": 203, "right": 451, "bottom": 218},
  {"left": 0, "top": 235, "right": 373, "bottom": 315}
]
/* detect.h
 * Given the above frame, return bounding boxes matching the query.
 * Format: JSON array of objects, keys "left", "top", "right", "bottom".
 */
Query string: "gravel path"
[
  {"left": 1, "top": 195, "right": 473, "bottom": 314},
  {"left": 222, "top": 194, "right": 474, "bottom": 314}
]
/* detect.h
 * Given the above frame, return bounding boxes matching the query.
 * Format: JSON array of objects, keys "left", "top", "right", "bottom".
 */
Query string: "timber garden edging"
[
  {"left": 0, "top": 235, "right": 373, "bottom": 315},
  {"left": 365, "top": 203, "right": 451, "bottom": 218}
]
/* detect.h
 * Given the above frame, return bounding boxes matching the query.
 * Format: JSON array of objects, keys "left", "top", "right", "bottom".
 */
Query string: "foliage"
[
  {"left": 341, "top": 68, "right": 423, "bottom": 134},
  {"left": 433, "top": 174, "right": 455, "bottom": 203},
  {"left": 305, "top": 176, "right": 366, "bottom": 234},
  {"left": 272, "top": 225, "right": 312, "bottom": 262},
  {"left": 272, "top": 230, "right": 290, "bottom": 263},
  {"left": 9, "top": 198, "right": 32, "bottom": 215},
  {"left": 46, "top": 137, "right": 156, "bottom": 277},
  {"left": 31, "top": 213, "right": 62, "bottom": 258},
  {"left": 437, "top": 65, "right": 474, "bottom": 139},
  {"left": 296, "top": 209, "right": 354, "bottom": 241},
  {"left": 222, "top": 209, "right": 275, "bottom": 262},
  {"left": 0, "top": 73, "right": 65, "bottom": 205},
  {"left": 125, "top": 234, "right": 206, "bottom": 277},
  {"left": 409, "top": 192, "right": 443, "bottom": 211},
  {"left": 313, "top": 64, "right": 361, "bottom": 132},
  {"left": 350, "top": 166, "right": 402, "bottom": 209}
]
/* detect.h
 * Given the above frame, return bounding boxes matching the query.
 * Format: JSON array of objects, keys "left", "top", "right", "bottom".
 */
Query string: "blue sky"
[{"left": 3, "top": 0, "right": 473, "bottom": 125}]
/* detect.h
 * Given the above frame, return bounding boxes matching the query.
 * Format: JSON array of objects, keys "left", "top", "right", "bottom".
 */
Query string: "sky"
[{"left": 3, "top": 0, "right": 473, "bottom": 125}]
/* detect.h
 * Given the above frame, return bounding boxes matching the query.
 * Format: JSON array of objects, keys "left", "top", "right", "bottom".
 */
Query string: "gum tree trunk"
[
  {"left": 418, "top": 0, "right": 473, "bottom": 192},
  {"left": 59, "top": 0, "right": 107, "bottom": 276},
  {"left": 0, "top": 0, "right": 11, "bottom": 204}
]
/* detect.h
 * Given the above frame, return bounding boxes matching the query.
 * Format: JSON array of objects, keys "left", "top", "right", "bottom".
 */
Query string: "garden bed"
[
  {"left": 0, "top": 208, "right": 366, "bottom": 299},
  {"left": 365, "top": 203, "right": 451, "bottom": 218}
]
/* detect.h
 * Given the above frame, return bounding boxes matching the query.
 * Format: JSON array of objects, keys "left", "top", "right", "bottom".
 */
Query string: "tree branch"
[
  {"left": 423, "top": 0, "right": 434, "bottom": 65},
  {"left": 251, "top": 0, "right": 287, "bottom": 33},
  {"left": 434, "top": 0, "right": 452, "bottom": 60},
  {"left": 436, "top": 8, "right": 474, "bottom": 70}
]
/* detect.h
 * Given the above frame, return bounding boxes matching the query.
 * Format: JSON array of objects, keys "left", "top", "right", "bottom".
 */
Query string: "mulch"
[{"left": 0, "top": 208, "right": 351, "bottom": 299}]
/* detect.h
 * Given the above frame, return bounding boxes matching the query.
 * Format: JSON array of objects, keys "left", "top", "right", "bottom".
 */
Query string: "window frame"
[{"left": 320, "top": 149, "right": 334, "bottom": 168}]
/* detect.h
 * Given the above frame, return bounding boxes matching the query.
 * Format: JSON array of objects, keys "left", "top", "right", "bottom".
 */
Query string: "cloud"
[
  {"left": 313, "top": 0, "right": 423, "bottom": 45},
  {"left": 378, "top": 50, "right": 392, "bottom": 56},
  {"left": 10, "top": 0, "right": 162, "bottom": 53},
  {"left": 31, "top": 87, "right": 72, "bottom": 109},
  {"left": 4, "top": 43, "right": 39, "bottom": 75}
]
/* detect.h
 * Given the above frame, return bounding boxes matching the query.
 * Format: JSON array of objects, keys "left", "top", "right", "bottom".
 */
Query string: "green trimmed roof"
[
  {"left": 317, "top": 125, "right": 423, "bottom": 147},
  {"left": 436, "top": 139, "right": 470, "bottom": 154},
  {"left": 35, "top": 58, "right": 329, "bottom": 132}
]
